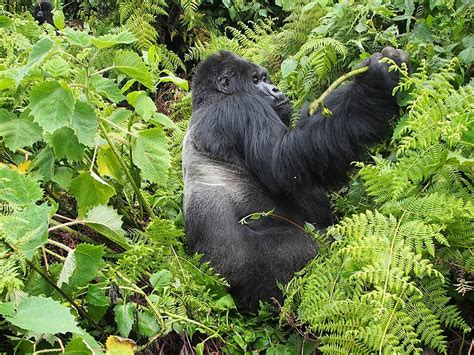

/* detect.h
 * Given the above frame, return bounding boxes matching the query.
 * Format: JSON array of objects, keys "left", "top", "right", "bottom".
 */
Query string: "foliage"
[{"left": 0, "top": 0, "right": 473, "bottom": 354}]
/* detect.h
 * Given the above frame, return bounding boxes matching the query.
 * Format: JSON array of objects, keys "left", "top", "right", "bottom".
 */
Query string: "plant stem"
[
  {"left": 308, "top": 66, "right": 368, "bottom": 116},
  {"left": 98, "top": 120, "right": 156, "bottom": 218}
]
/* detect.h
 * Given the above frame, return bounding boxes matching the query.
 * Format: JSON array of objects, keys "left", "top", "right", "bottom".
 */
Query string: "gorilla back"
[{"left": 183, "top": 50, "right": 408, "bottom": 312}]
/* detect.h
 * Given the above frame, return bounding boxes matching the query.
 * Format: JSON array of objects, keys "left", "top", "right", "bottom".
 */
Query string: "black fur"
[
  {"left": 183, "top": 49, "right": 409, "bottom": 312},
  {"left": 33, "top": 1, "right": 54, "bottom": 25}
]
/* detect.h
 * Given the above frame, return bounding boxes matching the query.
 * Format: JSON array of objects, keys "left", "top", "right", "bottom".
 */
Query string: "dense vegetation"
[{"left": 0, "top": 0, "right": 472, "bottom": 353}]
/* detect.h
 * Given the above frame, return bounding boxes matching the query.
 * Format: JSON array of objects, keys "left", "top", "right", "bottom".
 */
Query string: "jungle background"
[{"left": 0, "top": 0, "right": 472, "bottom": 353}]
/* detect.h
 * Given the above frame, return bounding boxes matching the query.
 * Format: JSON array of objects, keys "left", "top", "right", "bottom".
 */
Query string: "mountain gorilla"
[
  {"left": 33, "top": 1, "right": 54, "bottom": 26},
  {"left": 183, "top": 48, "right": 409, "bottom": 312}
]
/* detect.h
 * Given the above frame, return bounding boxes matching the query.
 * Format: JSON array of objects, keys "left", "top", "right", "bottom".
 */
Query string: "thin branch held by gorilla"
[{"left": 183, "top": 48, "right": 410, "bottom": 312}]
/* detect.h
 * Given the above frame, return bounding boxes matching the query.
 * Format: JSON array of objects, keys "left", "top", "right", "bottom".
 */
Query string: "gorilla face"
[{"left": 192, "top": 51, "right": 293, "bottom": 126}]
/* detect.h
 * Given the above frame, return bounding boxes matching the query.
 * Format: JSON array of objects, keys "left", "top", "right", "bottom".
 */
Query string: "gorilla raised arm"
[{"left": 183, "top": 49, "right": 409, "bottom": 312}]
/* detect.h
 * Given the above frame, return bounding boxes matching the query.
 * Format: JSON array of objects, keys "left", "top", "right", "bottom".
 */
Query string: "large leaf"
[
  {"left": 30, "top": 146, "right": 55, "bottom": 181},
  {"left": 46, "top": 127, "right": 85, "bottom": 162},
  {"left": 0, "top": 111, "right": 42, "bottom": 151},
  {"left": 14, "top": 37, "right": 54, "bottom": 86},
  {"left": 132, "top": 128, "right": 171, "bottom": 185},
  {"left": 97, "top": 146, "right": 126, "bottom": 184},
  {"left": 0, "top": 167, "right": 42, "bottom": 206},
  {"left": 127, "top": 91, "right": 156, "bottom": 121},
  {"left": 92, "top": 30, "right": 136, "bottom": 49},
  {"left": 5, "top": 295, "right": 81, "bottom": 334},
  {"left": 63, "top": 28, "right": 92, "bottom": 47},
  {"left": 114, "top": 304, "right": 135, "bottom": 338},
  {"left": 113, "top": 51, "right": 153, "bottom": 89},
  {"left": 58, "top": 244, "right": 105, "bottom": 289},
  {"left": 2, "top": 203, "right": 50, "bottom": 259},
  {"left": 90, "top": 75, "right": 125, "bottom": 103},
  {"left": 71, "top": 101, "right": 98, "bottom": 147},
  {"left": 84, "top": 205, "right": 129, "bottom": 249},
  {"left": 28, "top": 81, "right": 75, "bottom": 134},
  {"left": 70, "top": 172, "right": 115, "bottom": 217}
]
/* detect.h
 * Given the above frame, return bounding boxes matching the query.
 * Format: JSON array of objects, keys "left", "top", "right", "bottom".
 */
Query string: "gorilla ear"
[{"left": 217, "top": 75, "right": 230, "bottom": 93}]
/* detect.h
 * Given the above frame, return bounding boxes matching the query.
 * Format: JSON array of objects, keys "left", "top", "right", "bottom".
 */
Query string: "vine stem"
[
  {"left": 98, "top": 120, "right": 156, "bottom": 218},
  {"left": 308, "top": 66, "right": 368, "bottom": 116}
]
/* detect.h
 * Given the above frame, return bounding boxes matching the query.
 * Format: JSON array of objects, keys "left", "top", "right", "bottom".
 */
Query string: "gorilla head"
[
  {"left": 33, "top": 1, "right": 54, "bottom": 26},
  {"left": 184, "top": 49, "right": 409, "bottom": 312},
  {"left": 192, "top": 51, "right": 293, "bottom": 126}
]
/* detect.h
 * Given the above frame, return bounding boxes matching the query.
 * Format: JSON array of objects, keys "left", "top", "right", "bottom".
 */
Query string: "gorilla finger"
[
  {"left": 396, "top": 49, "right": 411, "bottom": 72},
  {"left": 381, "top": 46, "right": 398, "bottom": 59}
]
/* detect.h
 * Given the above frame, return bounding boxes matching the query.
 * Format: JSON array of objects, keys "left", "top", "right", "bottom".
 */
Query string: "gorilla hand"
[{"left": 357, "top": 46, "right": 411, "bottom": 92}]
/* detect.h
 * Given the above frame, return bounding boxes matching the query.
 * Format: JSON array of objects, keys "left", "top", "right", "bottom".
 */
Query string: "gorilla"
[
  {"left": 33, "top": 0, "right": 54, "bottom": 25},
  {"left": 183, "top": 48, "right": 409, "bottom": 312}
]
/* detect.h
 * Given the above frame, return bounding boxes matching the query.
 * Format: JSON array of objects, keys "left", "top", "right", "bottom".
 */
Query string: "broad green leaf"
[
  {"left": 281, "top": 58, "right": 297, "bottom": 78},
  {"left": 110, "top": 108, "right": 133, "bottom": 124},
  {"left": 63, "top": 28, "right": 92, "bottom": 47},
  {"left": 127, "top": 91, "right": 156, "bottom": 121},
  {"left": 459, "top": 47, "right": 474, "bottom": 65},
  {"left": 150, "top": 112, "right": 179, "bottom": 130},
  {"left": 84, "top": 205, "right": 129, "bottom": 249},
  {"left": 92, "top": 30, "right": 136, "bottom": 49},
  {"left": 0, "top": 167, "right": 42, "bottom": 206},
  {"left": 132, "top": 128, "right": 171, "bottom": 185},
  {"left": 0, "top": 76, "right": 15, "bottom": 90},
  {"left": 14, "top": 37, "right": 54, "bottom": 86},
  {"left": 64, "top": 335, "right": 93, "bottom": 355},
  {"left": 158, "top": 70, "right": 188, "bottom": 91},
  {"left": 215, "top": 294, "right": 236, "bottom": 310},
  {"left": 97, "top": 146, "right": 126, "bottom": 184},
  {"left": 71, "top": 101, "right": 98, "bottom": 147},
  {"left": 44, "top": 56, "right": 72, "bottom": 78},
  {"left": 5, "top": 295, "right": 81, "bottom": 334},
  {"left": 2, "top": 204, "right": 50, "bottom": 259},
  {"left": 70, "top": 172, "right": 115, "bottom": 217},
  {"left": 53, "top": 9, "right": 65, "bottom": 30},
  {"left": 0, "top": 302, "right": 15, "bottom": 317},
  {"left": 114, "top": 304, "right": 135, "bottom": 338},
  {"left": 58, "top": 244, "right": 105, "bottom": 289},
  {"left": 90, "top": 75, "right": 125, "bottom": 103},
  {"left": 47, "top": 127, "right": 85, "bottom": 162},
  {"left": 150, "top": 270, "right": 172, "bottom": 291},
  {"left": 138, "top": 311, "right": 160, "bottom": 337},
  {"left": 86, "top": 284, "right": 109, "bottom": 322},
  {"left": 29, "top": 81, "right": 75, "bottom": 133},
  {"left": 30, "top": 145, "right": 54, "bottom": 182},
  {"left": 53, "top": 166, "right": 74, "bottom": 190},
  {"left": 113, "top": 50, "right": 153, "bottom": 89},
  {"left": 0, "top": 111, "right": 42, "bottom": 151}
]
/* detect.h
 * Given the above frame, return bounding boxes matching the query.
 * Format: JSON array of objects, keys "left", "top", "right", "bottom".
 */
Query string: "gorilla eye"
[
  {"left": 262, "top": 76, "right": 267, "bottom": 83},
  {"left": 252, "top": 76, "right": 259, "bottom": 84}
]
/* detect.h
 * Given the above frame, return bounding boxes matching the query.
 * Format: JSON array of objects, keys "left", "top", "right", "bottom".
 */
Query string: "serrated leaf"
[
  {"left": 92, "top": 30, "right": 136, "bottom": 49},
  {"left": 63, "top": 28, "right": 92, "bottom": 47},
  {"left": 0, "top": 111, "right": 42, "bottom": 151},
  {"left": 44, "top": 56, "right": 72, "bottom": 78},
  {"left": 86, "top": 284, "right": 109, "bottom": 322},
  {"left": 0, "top": 167, "right": 42, "bottom": 206},
  {"left": 30, "top": 146, "right": 54, "bottom": 181},
  {"left": 70, "top": 172, "right": 115, "bottom": 217},
  {"left": 58, "top": 244, "right": 105, "bottom": 290},
  {"left": 150, "top": 270, "right": 172, "bottom": 291},
  {"left": 90, "top": 75, "right": 125, "bottom": 103},
  {"left": 5, "top": 295, "right": 81, "bottom": 334},
  {"left": 2, "top": 203, "right": 50, "bottom": 259},
  {"left": 28, "top": 81, "right": 75, "bottom": 133},
  {"left": 126, "top": 91, "right": 156, "bottom": 121},
  {"left": 71, "top": 101, "right": 98, "bottom": 147},
  {"left": 132, "top": 128, "right": 171, "bottom": 185},
  {"left": 14, "top": 37, "right": 54, "bottom": 86},
  {"left": 158, "top": 70, "right": 188, "bottom": 91},
  {"left": 113, "top": 50, "right": 153, "bottom": 89},
  {"left": 215, "top": 294, "right": 236, "bottom": 310},
  {"left": 114, "top": 304, "right": 135, "bottom": 338},
  {"left": 138, "top": 311, "right": 160, "bottom": 337},
  {"left": 46, "top": 127, "right": 85, "bottom": 162},
  {"left": 64, "top": 335, "right": 93, "bottom": 355},
  {"left": 84, "top": 205, "right": 129, "bottom": 249},
  {"left": 106, "top": 336, "right": 135, "bottom": 355}
]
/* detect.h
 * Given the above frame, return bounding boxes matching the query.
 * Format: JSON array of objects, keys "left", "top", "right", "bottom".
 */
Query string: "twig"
[{"left": 308, "top": 66, "right": 368, "bottom": 116}]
